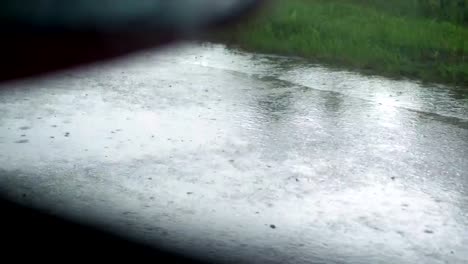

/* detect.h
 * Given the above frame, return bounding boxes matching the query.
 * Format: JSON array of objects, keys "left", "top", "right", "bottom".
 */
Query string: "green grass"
[
  {"left": 346, "top": 0, "right": 468, "bottom": 24},
  {"left": 219, "top": 0, "right": 468, "bottom": 87}
]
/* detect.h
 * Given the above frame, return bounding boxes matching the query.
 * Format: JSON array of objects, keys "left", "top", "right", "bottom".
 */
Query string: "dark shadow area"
[{"left": 0, "top": 195, "right": 207, "bottom": 263}]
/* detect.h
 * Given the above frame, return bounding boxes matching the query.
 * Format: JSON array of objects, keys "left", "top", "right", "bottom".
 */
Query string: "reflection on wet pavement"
[{"left": 0, "top": 43, "right": 467, "bottom": 264}]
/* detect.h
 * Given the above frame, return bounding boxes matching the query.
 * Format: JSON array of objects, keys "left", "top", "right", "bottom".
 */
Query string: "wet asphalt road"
[{"left": 1, "top": 43, "right": 467, "bottom": 264}]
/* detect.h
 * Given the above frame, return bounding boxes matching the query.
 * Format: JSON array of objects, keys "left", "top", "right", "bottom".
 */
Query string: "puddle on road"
[{"left": 0, "top": 43, "right": 467, "bottom": 264}]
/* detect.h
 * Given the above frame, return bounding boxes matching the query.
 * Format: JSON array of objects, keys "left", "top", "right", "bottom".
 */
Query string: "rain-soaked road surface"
[{"left": 1, "top": 43, "right": 467, "bottom": 264}]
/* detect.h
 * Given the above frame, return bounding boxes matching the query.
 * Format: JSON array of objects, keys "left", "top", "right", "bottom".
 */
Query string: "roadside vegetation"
[{"left": 219, "top": 0, "right": 468, "bottom": 86}]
